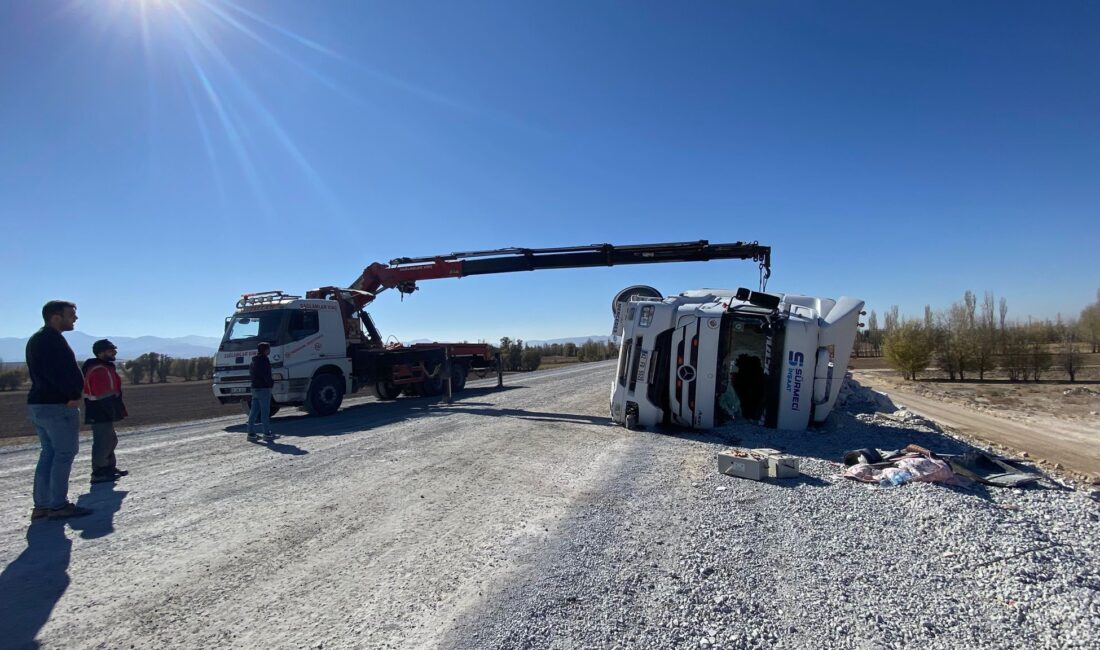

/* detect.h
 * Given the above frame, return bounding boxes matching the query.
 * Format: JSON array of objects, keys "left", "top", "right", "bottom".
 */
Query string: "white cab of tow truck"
[
  {"left": 609, "top": 288, "right": 864, "bottom": 431},
  {"left": 212, "top": 292, "right": 351, "bottom": 407}
]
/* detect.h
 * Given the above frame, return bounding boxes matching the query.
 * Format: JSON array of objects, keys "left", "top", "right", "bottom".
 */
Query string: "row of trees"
[
  {"left": 0, "top": 354, "right": 217, "bottom": 391},
  {"left": 2, "top": 337, "right": 622, "bottom": 390},
  {"left": 494, "top": 338, "right": 621, "bottom": 372},
  {"left": 0, "top": 361, "right": 26, "bottom": 391},
  {"left": 121, "top": 353, "right": 215, "bottom": 384},
  {"left": 879, "top": 290, "right": 1099, "bottom": 382}
]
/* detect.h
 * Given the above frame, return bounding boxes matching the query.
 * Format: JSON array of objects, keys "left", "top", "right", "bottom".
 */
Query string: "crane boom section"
[{"left": 313, "top": 240, "right": 770, "bottom": 308}]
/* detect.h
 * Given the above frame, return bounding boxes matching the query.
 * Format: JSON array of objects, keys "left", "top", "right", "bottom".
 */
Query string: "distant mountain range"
[
  {"left": 0, "top": 332, "right": 223, "bottom": 362},
  {"left": 0, "top": 332, "right": 612, "bottom": 362}
]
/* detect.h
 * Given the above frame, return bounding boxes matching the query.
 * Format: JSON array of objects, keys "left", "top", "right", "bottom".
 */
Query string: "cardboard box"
[
  {"left": 717, "top": 449, "right": 766, "bottom": 481},
  {"left": 751, "top": 448, "right": 800, "bottom": 478}
]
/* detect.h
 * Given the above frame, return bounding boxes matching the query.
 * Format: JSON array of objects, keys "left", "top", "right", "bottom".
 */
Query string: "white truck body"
[{"left": 609, "top": 288, "right": 864, "bottom": 431}]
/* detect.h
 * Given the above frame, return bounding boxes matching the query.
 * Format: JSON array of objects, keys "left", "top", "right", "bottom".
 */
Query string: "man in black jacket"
[
  {"left": 26, "top": 300, "right": 92, "bottom": 521},
  {"left": 247, "top": 342, "right": 275, "bottom": 442}
]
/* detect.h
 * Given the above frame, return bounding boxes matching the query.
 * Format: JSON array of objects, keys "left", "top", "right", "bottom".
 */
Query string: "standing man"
[
  {"left": 26, "top": 300, "right": 92, "bottom": 520},
  {"left": 247, "top": 342, "right": 275, "bottom": 442},
  {"left": 83, "top": 339, "right": 129, "bottom": 483}
]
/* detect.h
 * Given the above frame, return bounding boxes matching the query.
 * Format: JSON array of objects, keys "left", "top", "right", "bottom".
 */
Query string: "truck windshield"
[
  {"left": 715, "top": 315, "right": 769, "bottom": 424},
  {"left": 220, "top": 310, "right": 289, "bottom": 351}
]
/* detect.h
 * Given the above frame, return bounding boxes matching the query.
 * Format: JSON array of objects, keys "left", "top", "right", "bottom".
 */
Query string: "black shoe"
[
  {"left": 48, "top": 503, "right": 92, "bottom": 519},
  {"left": 247, "top": 434, "right": 260, "bottom": 442},
  {"left": 263, "top": 434, "right": 277, "bottom": 442},
  {"left": 112, "top": 469, "right": 129, "bottom": 478},
  {"left": 91, "top": 473, "right": 117, "bottom": 484}
]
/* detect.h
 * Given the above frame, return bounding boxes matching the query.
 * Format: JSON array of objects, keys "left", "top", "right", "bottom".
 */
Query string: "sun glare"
[{"left": 70, "top": 0, "right": 346, "bottom": 217}]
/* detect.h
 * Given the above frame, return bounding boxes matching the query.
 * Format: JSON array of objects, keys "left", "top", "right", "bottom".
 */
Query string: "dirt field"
[
  {"left": 850, "top": 353, "right": 1100, "bottom": 419},
  {"left": 0, "top": 382, "right": 237, "bottom": 443},
  {"left": 850, "top": 354, "right": 1100, "bottom": 481}
]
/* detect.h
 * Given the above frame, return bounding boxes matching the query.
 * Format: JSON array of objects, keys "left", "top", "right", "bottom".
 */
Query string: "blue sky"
[{"left": 1, "top": 0, "right": 1097, "bottom": 343}]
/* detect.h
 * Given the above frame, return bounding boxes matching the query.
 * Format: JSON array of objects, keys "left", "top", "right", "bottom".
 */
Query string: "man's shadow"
[
  {"left": 70, "top": 482, "right": 128, "bottom": 540},
  {"left": 0, "top": 521, "right": 72, "bottom": 649}
]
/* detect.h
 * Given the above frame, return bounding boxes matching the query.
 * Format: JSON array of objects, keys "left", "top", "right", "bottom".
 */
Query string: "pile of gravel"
[{"left": 445, "top": 379, "right": 1100, "bottom": 649}]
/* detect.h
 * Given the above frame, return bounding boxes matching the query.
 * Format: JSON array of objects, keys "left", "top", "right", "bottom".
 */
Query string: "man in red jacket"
[{"left": 83, "top": 339, "right": 129, "bottom": 483}]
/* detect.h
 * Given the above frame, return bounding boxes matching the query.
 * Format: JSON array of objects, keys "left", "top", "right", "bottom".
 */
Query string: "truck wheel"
[
  {"left": 376, "top": 380, "right": 400, "bottom": 401},
  {"left": 451, "top": 364, "right": 468, "bottom": 392},
  {"left": 242, "top": 397, "right": 280, "bottom": 416},
  {"left": 625, "top": 412, "right": 639, "bottom": 431},
  {"left": 305, "top": 374, "right": 344, "bottom": 416},
  {"left": 421, "top": 367, "right": 445, "bottom": 397}
]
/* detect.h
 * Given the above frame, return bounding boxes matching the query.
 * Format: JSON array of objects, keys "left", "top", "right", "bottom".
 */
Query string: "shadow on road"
[
  {"left": 248, "top": 439, "right": 309, "bottom": 455},
  {"left": 0, "top": 520, "right": 71, "bottom": 649},
  {"left": 221, "top": 386, "right": 576, "bottom": 438},
  {"left": 70, "top": 483, "right": 129, "bottom": 540}
]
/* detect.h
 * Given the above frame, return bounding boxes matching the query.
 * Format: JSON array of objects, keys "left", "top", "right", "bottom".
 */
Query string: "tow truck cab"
[
  {"left": 213, "top": 293, "right": 351, "bottom": 409},
  {"left": 609, "top": 288, "right": 864, "bottom": 431}
]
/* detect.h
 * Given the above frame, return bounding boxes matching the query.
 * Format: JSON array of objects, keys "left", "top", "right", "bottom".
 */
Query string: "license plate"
[{"left": 229, "top": 387, "right": 250, "bottom": 394}]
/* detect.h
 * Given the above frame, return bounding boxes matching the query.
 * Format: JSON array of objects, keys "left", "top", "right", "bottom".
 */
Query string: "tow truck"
[{"left": 212, "top": 240, "right": 772, "bottom": 416}]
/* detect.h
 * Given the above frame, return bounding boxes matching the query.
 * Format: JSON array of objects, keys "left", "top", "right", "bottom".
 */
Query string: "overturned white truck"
[{"left": 609, "top": 287, "right": 864, "bottom": 431}]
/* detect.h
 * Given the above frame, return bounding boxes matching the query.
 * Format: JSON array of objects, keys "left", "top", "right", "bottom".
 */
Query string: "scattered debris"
[
  {"left": 944, "top": 451, "right": 1043, "bottom": 488},
  {"left": 717, "top": 448, "right": 800, "bottom": 481},
  {"left": 1062, "top": 387, "right": 1098, "bottom": 397}
]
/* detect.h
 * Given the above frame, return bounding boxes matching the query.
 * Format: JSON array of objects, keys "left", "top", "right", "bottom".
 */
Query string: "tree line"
[
  {"left": 874, "top": 289, "right": 1100, "bottom": 382},
  {"left": 0, "top": 354, "right": 217, "bottom": 391},
  {"left": 121, "top": 353, "right": 215, "bottom": 384},
  {"left": 493, "top": 338, "right": 621, "bottom": 372}
]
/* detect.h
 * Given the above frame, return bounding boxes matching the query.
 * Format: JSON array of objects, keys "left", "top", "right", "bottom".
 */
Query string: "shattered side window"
[{"left": 716, "top": 317, "right": 768, "bottom": 423}]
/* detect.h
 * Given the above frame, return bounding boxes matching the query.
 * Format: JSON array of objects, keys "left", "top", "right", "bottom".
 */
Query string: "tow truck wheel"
[
  {"left": 375, "top": 380, "right": 400, "bottom": 401},
  {"left": 305, "top": 374, "right": 344, "bottom": 416},
  {"left": 241, "top": 397, "right": 280, "bottom": 417},
  {"left": 451, "top": 364, "right": 468, "bottom": 392},
  {"left": 420, "top": 368, "right": 445, "bottom": 397}
]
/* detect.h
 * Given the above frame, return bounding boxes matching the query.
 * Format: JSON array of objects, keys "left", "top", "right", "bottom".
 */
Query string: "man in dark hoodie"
[
  {"left": 83, "top": 339, "right": 129, "bottom": 483},
  {"left": 247, "top": 342, "right": 275, "bottom": 442},
  {"left": 26, "top": 300, "right": 92, "bottom": 521}
]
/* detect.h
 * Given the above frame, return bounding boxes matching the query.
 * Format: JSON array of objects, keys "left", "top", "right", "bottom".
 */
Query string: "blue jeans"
[
  {"left": 28, "top": 404, "right": 80, "bottom": 509},
  {"left": 247, "top": 388, "right": 272, "bottom": 436}
]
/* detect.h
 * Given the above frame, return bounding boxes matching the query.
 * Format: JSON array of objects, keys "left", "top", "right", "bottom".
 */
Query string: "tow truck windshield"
[
  {"left": 220, "top": 310, "right": 288, "bottom": 351},
  {"left": 220, "top": 309, "right": 323, "bottom": 352}
]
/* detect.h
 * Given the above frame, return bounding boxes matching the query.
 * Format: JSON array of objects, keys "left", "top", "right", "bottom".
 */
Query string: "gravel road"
[{"left": 0, "top": 363, "right": 1096, "bottom": 649}]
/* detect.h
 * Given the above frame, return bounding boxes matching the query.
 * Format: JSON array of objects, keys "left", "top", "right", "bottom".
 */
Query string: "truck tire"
[
  {"left": 305, "top": 374, "right": 344, "bottom": 416},
  {"left": 420, "top": 366, "right": 445, "bottom": 397},
  {"left": 451, "top": 364, "right": 468, "bottom": 392},
  {"left": 375, "top": 380, "right": 400, "bottom": 401},
  {"left": 242, "top": 397, "right": 280, "bottom": 417}
]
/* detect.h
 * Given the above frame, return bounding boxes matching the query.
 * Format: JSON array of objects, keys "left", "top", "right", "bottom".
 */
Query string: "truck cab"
[
  {"left": 214, "top": 290, "right": 494, "bottom": 416},
  {"left": 610, "top": 288, "right": 864, "bottom": 431},
  {"left": 213, "top": 292, "right": 352, "bottom": 414}
]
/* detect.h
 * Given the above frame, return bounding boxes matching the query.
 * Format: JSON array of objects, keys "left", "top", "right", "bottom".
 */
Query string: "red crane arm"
[{"left": 306, "top": 240, "right": 771, "bottom": 310}]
